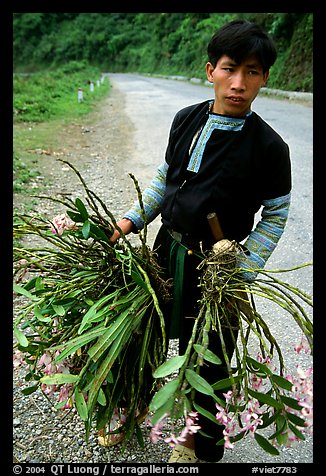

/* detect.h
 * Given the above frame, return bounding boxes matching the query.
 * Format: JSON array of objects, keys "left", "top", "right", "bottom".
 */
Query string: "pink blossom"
[
  {"left": 223, "top": 434, "right": 235, "bottom": 449},
  {"left": 164, "top": 434, "right": 181, "bottom": 447},
  {"left": 41, "top": 383, "right": 56, "bottom": 396},
  {"left": 38, "top": 352, "right": 52, "bottom": 367},
  {"left": 250, "top": 373, "right": 264, "bottom": 391},
  {"left": 149, "top": 411, "right": 201, "bottom": 447},
  {"left": 51, "top": 213, "right": 77, "bottom": 235},
  {"left": 13, "top": 350, "right": 26, "bottom": 368},
  {"left": 150, "top": 421, "right": 164, "bottom": 444},
  {"left": 294, "top": 335, "right": 311, "bottom": 354},
  {"left": 59, "top": 383, "right": 74, "bottom": 408},
  {"left": 257, "top": 353, "right": 276, "bottom": 372},
  {"left": 184, "top": 411, "right": 201, "bottom": 435}
]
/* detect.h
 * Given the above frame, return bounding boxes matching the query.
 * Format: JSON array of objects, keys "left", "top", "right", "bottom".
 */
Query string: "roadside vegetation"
[
  {"left": 13, "top": 13, "right": 313, "bottom": 92},
  {"left": 13, "top": 61, "right": 110, "bottom": 196}
]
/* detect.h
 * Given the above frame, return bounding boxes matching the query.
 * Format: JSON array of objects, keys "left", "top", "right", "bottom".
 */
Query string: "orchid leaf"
[
  {"left": 185, "top": 369, "right": 215, "bottom": 396},
  {"left": 82, "top": 219, "right": 91, "bottom": 239},
  {"left": 75, "top": 388, "right": 88, "bottom": 421},
  {"left": 212, "top": 375, "right": 242, "bottom": 391},
  {"left": 280, "top": 395, "right": 302, "bottom": 411},
  {"left": 40, "top": 373, "right": 80, "bottom": 385},
  {"left": 254, "top": 433, "right": 280, "bottom": 455},
  {"left": 193, "top": 344, "right": 222, "bottom": 365},
  {"left": 248, "top": 388, "right": 282, "bottom": 409},
  {"left": 288, "top": 422, "right": 306, "bottom": 440},
  {"left": 13, "top": 283, "right": 38, "bottom": 301},
  {"left": 271, "top": 373, "right": 293, "bottom": 391},
  {"left": 75, "top": 198, "right": 89, "bottom": 220},
  {"left": 193, "top": 402, "right": 220, "bottom": 424},
  {"left": 149, "top": 379, "right": 180, "bottom": 412},
  {"left": 66, "top": 210, "right": 83, "bottom": 223},
  {"left": 14, "top": 326, "right": 29, "bottom": 347},
  {"left": 153, "top": 355, "right": 186, "bottom": 378}
]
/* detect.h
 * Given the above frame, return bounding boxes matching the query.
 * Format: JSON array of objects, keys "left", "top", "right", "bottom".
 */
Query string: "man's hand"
[{"left": 110, "top": 218, "right": 135, "bottom": 244}]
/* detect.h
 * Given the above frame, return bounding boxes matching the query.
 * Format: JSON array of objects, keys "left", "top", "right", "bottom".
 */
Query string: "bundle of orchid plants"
[{"left": 13, "top": 160, "right": 313, "bottom": 455}]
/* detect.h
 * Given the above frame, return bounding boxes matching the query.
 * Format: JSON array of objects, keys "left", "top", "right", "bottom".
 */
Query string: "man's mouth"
[{"left": 227, "top": 96, "right": 245, "bottom": 103}]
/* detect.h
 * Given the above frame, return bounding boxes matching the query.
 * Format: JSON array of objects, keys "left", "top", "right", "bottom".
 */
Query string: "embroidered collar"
[{"left": 187, "top": 107, "right": 249, "bottom": 173}]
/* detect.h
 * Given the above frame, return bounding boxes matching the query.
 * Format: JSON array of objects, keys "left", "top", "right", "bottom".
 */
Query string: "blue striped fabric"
[
  {"left": 124, "top": 161, "right": 168, "bottom": 229},
  {"left": 238, "top": 193, "right": 291, "bottom": 281}
]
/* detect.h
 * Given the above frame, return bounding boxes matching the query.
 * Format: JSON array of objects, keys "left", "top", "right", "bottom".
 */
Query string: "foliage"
[
  {"left": 13, "top": 162, "right": 313, "bottom": 454},
  {"left": 13, "top": 154, "right": 40, "bottom": 193},
  {"left": 13, "top": 13, "right": 313, "bottom": 92},
  {"left": 13, "top": 161, "right": 170, "bottom": 445},
  {"left": 13, "top": 61, "right": 110, "bottom": 123},
  {"left": 149, "top": 248, "right": 313, "bottom": 453}
]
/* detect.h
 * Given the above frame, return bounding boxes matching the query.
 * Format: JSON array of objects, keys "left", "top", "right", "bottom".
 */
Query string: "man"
[{"left": 110, "top": 19, "right": 291, "bottom": 463}]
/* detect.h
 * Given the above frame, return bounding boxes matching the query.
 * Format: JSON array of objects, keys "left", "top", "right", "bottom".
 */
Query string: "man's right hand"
[{"left": 110, "top": 218, "right": 135, "bottom": 244}]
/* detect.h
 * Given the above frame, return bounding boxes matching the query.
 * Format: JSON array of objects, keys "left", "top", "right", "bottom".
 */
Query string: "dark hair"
[{"left": 207, "top": 20, "right": 277, "bottom": 72}]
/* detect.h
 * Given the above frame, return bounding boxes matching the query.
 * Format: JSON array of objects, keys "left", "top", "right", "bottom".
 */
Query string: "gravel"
[{"left": 13, "top": 81, "right": 313, "bottom": 465}]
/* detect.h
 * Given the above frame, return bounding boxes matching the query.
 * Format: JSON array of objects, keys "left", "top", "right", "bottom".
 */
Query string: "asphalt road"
[{"left": 109, "top": 73, "right": 313, "bottom": 464}]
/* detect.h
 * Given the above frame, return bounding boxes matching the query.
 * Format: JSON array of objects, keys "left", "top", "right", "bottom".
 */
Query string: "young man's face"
[{"left": 206, "top": 54, "right": 269, "bottom": 117}]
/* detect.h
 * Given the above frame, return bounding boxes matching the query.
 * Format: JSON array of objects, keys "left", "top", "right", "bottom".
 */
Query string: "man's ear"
[
  {"left": 206, "top": 62, "right": 215, "bottom": 83},
  {"left": 262, "top": 70, "right": 269, "bottom": 86}
]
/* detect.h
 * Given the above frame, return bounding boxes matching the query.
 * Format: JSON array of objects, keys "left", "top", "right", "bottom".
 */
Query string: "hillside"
[{"left": 13, "top": 13, "right": 312, "bottom": 92}]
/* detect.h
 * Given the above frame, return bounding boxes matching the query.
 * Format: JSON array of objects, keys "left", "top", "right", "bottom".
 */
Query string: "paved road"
[{"left": 109, "top": 73, "right": 313, "bottom": 464}]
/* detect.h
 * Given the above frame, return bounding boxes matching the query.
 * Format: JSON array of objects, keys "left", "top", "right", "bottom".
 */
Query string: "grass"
[
  {"left": 13, "top": 61, "right": 110, "bottom": 123},
  {"left": 13, "top": 61, "right": 110, "bottom": 195}
]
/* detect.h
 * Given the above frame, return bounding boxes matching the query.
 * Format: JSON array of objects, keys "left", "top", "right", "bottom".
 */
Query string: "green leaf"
[
  {"left": 40, "top": 373, "right": 79, "bottom": 385},
  {"left": 153, "top": 355, "right": 186, "bottom": 378},
  {"left": 86, "top": 349, "right": 120, "bottom": 414},
  {"left": 185, "top": 369, "right": 215, "bottom": 396},
  {"left": 87, "top": 311, "right": 132, "bottom": 362},
  {"left": 78, "top": 292, "right": 119, "bottom": 334},
  {"left": 254, "top": 433, "right": 280, "bottom": 455},
  {"left": 212, "top": 375, "right": 242, "bottom": 391},
  {"left": 288, "top": 422, "right": 306, "bottom": 441},
  {"left": 97, "top": 388, "right": 106, "bottom": 406},
  {"left": 131, "top": 269, "right": 149, "bottom": 293},
  {"left": 248, "top": 388, "right": 282, "bottom": 409},
  {"left": 23, "top": 276, "right": 43, "bottom": 291},
  {"left": 75, "top": 198, "right": 89, "bottom": 220},
  {"left": 271, "top": 374, "right": 293, "bottom": 391},
  {"left": 21, "top": 384, "right": 39, "bottom": 395},
  {"left": 82, "top": 219, "right": 91, "bottom": 239},
  {"left": 273, "top": 415, "right": 288, "bottom": 445},
  {"left": 149, "top": 379, "right": 180, "bottom": 412},
  {"left": 193, "top": 402, "right": 220, "bottom": 424},
  {"left": 33, "top": 306, "right": 52, "bottom": 322},
  {"left": 52, "top": 304, "right": 66, "bottom": 316},
  {"left": 53, "top": 325, "right": 106, "bottom": 363},
  {"left": 89, "top": 223, "right": 109, "bottom": 243},
  {"left": 280, "top": 395, "right": 302, "bottom": 411},
  {"left": 13, "top": 283, "right": 37, "bottom": 301},
  {"left": 66, "top": 210, "right": 83, "bottom": 223},
  {"left": 149, "top": 400, "right": 174, "bottom": 427},
  {"left": 13, "top": 326, "right": 29, "bottom": 347},
  {"left": 286, "top": 411, "right": 306, "bottom": 427},
  {"left": 193, "top": 344, "right": 222, "bottom": 365},
  {"left": 74, "top": 388, "right": 88, "bottom": 421}
]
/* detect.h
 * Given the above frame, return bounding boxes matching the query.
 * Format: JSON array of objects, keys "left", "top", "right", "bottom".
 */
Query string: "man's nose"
[{"left": 231, "top": 71, "right": 246, "bottom": 90}]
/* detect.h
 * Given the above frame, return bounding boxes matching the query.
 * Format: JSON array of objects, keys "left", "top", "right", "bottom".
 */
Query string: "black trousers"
[{"left": 153, "top": 225, "right": 237, "bottom": 462}]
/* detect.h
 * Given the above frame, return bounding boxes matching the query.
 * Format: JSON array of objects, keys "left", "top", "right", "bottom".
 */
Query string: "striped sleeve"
[
  {"left": 238, "top": 193, "right": 291, "bottom": 282},
  {"left": 123, "top": 161, "right": 168, "bottom": 230}
]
